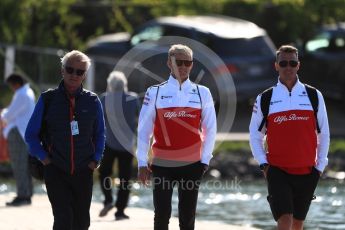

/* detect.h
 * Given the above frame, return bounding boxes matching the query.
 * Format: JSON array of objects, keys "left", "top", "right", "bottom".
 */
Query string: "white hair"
[
  {"left": 107, "top": 71, "right": 128, "bottom": 92},
  {"left": 60, "top": 50, "right": 91, "bottom": 70}
]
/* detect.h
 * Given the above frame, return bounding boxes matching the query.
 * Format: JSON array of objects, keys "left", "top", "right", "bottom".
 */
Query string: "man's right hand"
[
  {"left": 0, "top": 119, "right": 6, "bottom": 129},
  {"left": 138, "top": 166, "right": 151, "bottom": 186},
  {"left": 263, "top": 165, "right": 269, "bottom": 179},
  {"left": 41, "top": 157, "right": 51, "bottom": 166}
]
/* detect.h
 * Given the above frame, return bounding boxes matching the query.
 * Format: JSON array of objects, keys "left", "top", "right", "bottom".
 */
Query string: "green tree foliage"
[
  {"left": 1, "top": 0, "right": 345, "bottom": 49},
  {"left": 113, "top": 0, "right": 345, "bottom": 46},
  {"left": 0, "top": 0, "right": 30, "bottom": 44},
  {"left": 258, "top": 0, "right": 345, "bottom": 45},
  {"left": 0, "top": 0, "right": 82, "bottom": 49}
]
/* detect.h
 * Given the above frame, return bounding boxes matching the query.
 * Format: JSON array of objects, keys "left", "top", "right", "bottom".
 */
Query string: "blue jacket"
[
  {"left": 100, "top": 91, "right": 139, "bottom": 152},
  {"left": 25, "top": 81, "right": 105, "bottom": 174}
]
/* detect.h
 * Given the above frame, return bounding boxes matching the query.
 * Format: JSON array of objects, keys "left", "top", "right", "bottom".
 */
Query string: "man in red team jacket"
[
  {"left": 137, "top": 44, "right": 217, "bottom": 230},
  {"left": 249, "top": 45, "right": 330, "bottom": 230}
]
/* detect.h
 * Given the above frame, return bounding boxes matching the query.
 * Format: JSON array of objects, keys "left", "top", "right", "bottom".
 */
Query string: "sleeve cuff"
[
  {"left": 37, "top": 151, "right": 48, "bottom": 161},
  {"left": 201, "top": 157, "right": 211, "bottom": 165},
  {"left": 138, "top": 160, "right": 148, "bottom": 167},
  {"left": 315, "top": 164, "right": 326, "bottom": 172}
]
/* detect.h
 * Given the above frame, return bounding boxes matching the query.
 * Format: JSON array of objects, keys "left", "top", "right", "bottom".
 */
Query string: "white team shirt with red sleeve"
[
  {"left": 249, "top": 78, "right": 330, "bottom": 172},
  {"left": 137, "top": 75, "right": 217, "bottom": 167}
]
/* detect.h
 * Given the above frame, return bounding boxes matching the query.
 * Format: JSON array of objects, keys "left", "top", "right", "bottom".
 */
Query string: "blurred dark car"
[
  {"left": 299, "top": 23, "right": 345, "bottom": 102},
  {"left": 86, "top": 15, "right": 277, "bottom": 105}
]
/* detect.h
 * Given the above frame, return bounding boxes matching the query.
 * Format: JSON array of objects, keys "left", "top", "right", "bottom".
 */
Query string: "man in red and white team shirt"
[
  {"left": 249, "top": 45, "right": 330, "bottom": 230},
  {"left": 137, "top": 44, "right": 217, "bottom": 230}
]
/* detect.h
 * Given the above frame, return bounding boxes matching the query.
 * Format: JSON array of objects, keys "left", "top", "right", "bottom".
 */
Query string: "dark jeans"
[
  {"left": 44, "top": 164, "right": 93, "bottom": 230},
  {"left": 98, "top": 145, "right": 133, "bottom": 212},
  {"left": 152, "top": 161, "right": 204, "bottom": 230}
]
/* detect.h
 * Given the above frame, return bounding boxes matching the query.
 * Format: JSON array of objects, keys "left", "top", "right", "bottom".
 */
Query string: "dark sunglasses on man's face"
[
  {"left": 278, "top": 60, "right": 299, "bottom": 68},
  {"left": 64, "top": 66, "right": 86, "bottom": 76},
  {"left": 175, "top": 59, "right": 193, "bottom": 67}
]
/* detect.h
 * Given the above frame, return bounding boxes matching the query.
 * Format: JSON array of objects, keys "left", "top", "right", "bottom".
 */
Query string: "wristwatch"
[{"left": 259, "top": 163, "right": 269, "bottom": 171}]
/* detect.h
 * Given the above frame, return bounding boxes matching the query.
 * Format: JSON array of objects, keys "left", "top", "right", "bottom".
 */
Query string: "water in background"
[{"left": 1, "top": 178, "right": 344, "bottom": 230}]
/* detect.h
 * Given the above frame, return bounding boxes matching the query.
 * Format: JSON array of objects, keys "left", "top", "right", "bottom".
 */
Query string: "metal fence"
[{"left": 0, "top": 43, "right": 66, "bottom": 91}]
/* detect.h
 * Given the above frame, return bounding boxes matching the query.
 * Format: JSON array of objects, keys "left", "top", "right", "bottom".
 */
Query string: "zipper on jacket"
[{"left": 69, "top": 96, "right": 75, "bottom": 175}]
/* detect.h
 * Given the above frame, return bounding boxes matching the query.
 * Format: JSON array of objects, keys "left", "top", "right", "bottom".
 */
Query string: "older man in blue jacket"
[{"left": 25, "top": 50, "right": 105, "bottom": 230}]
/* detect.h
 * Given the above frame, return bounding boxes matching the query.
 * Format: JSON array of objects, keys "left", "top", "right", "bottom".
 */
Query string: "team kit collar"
[
  {"left": 276, "top": 76, "right": 304, "bottom": 92},
  {"left": 168, "top": 75, "right": 192, "bottom": 90}
]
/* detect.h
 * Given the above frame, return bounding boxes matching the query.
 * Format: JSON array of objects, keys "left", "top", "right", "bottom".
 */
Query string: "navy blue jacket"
[
  {"left": 25, "top": 81, "right": 105, "bottom": 174},
  {"left": 100, "top": 91, "right": 139, "bottom": 152}
]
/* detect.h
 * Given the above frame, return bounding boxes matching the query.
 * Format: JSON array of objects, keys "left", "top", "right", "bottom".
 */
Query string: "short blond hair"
[
  {"left": 60, "top": 50, "right": 91, "bottom": 70},
  {"left": 168, "top": 44, "right": 193, "bottom": 60}
]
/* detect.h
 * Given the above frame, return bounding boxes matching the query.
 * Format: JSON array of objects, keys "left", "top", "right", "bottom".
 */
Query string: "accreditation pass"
[{"left": 70, "top": 120, "right": 79, "bottom": 135}]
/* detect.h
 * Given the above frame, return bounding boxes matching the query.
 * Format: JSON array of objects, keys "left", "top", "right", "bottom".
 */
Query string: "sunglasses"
[
  {"left": 278, "top": 60, "right": 299, "bottom": 68},
  {"left": 175, "top": 59, "right": 193, "bottom": 67},
  {"left": 64, "top": 66, "right": 86, "bottom": 76}
]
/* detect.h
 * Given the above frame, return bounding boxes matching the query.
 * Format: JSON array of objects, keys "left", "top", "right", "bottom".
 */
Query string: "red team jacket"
[
  {"left": 137, "top": 76, "right": 217, "bottom": 167},
  {"left": 249, "top": 79, "right": 330, "bottom": 174}
]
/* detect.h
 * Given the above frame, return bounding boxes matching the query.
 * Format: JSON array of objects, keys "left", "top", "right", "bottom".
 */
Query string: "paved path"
[{"left": 0, "top": 193, "right": 260, "bottom": 230}]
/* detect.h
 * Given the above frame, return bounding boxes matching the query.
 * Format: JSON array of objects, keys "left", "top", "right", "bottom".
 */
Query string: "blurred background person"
[
  {"left": 1, "top": 73, "right": 35, "bottom": 206},
  {"left": 0, "top": 113, "right": 9, "bottom": 163},
  {"left": 98, "top": 71, "right": 140, "bottom": 220}
]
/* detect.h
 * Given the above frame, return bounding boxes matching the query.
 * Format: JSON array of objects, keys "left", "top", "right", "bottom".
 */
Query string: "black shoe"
[
  {"left": 99, "top": 203, "right": 114, "bottom": 217},
  {"left": 6, "top": 197, "right": 31, "bottom": 207},
  {"left": 115, "top": 211, "right": 129, "bottom": 221}
]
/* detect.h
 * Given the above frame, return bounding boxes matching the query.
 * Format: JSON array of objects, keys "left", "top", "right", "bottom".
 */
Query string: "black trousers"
[
  {"left": 152, "top": 161, "right": 204, "bottom": 230},
  {"left": 98, "top": 145, "right": 133, "bottom": 212},
  {"left": 44, "top": 164, "right": 93, "bottom": 230}
]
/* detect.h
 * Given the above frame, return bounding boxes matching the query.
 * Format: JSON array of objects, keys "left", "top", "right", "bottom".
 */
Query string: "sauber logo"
[
  {"left": 274, "top": 114, "right": 310, "bottom": 124},
  {"left": 164, "top": 111, "right": 197, "bottom": 120},
  {"left": 161, "top": 95, "right": 173, "bottom": 99}
]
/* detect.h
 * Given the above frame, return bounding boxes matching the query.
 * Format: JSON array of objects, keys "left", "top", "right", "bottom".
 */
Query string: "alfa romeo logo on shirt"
[
  {"left": 164, "top": 111, "right": 197, "bottom": 120},
  {"left": 274, "top": 114, "right": 310, "bottom": 124}
]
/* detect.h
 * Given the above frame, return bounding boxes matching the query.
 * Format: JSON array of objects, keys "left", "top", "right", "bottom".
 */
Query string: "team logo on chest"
[
  {"left": 164, "top": 111, "right": 197, "bottom": 120},
  {"left": 274, "top": 113, "right": 310, "bottom": 124}
]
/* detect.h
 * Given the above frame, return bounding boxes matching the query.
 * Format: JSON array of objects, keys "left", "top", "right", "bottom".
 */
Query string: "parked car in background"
[
  {"left": 299, "top": 23, "right": 345, "bottom": 103},
  {"left": 86, "top": 15, "right": 277, "bottom": 107}
]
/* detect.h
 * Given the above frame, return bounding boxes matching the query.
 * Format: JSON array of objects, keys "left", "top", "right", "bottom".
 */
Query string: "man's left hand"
[
  {"left": 88, "top": 161, "right": 98, "bottom": 170},
  {"left": 201, "top": 163, "right": 208, "bottom": 174}
]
